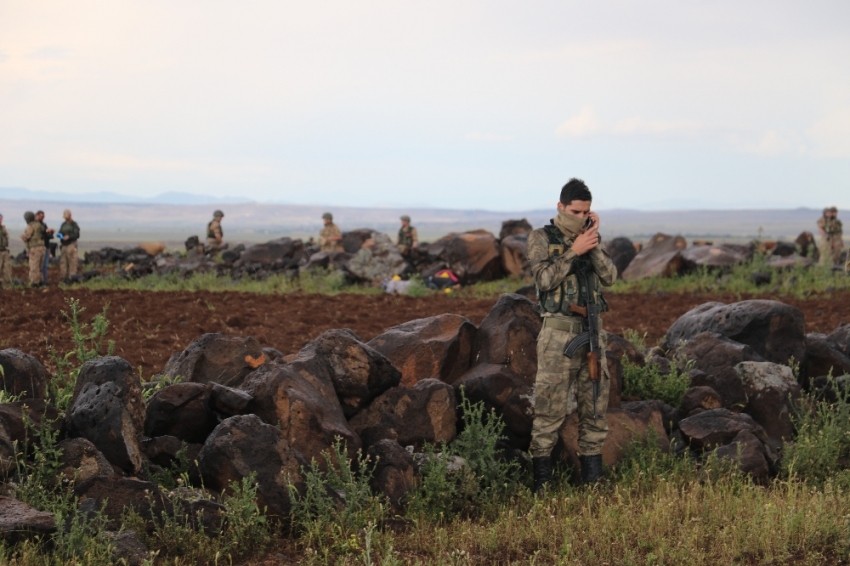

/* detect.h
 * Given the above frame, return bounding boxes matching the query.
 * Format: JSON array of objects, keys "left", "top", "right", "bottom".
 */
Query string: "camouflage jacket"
[
  {"left": 207, "top": 219, "right": 223, "bottom": 241},
  {"left": 818, "top": 217, "right": 843, "bottom": 239},
  {"left": 23, "top": 221, "right": 46, "bottom": 250},
  {"left": 59, "top": 220, "right": 80, "bottom": 245},
  {"left": 0, "top": 225, "right": 8, "bottom": 251},
  {"left": 398, "top": 226, "right": 418, "bottom": 249},
  {"left": 319, "top": 223, "right": 343, "bottom": 252},
  {"left": 527, "top": 225, "right": 617, "bottom": 317}
]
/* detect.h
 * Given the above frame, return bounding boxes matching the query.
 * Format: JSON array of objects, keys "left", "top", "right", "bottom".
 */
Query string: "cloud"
[
  {"left": 25, "top": 45, "right": 71, "bottom": 60},
  {"left": 611, "top": 117, "right": 701, "bottom": 136},
  {"left": 806, "top": 109, "right": 850, "bottom": 158},
  {"left": 466, "top": 131, "right": 511, "bottom": 142},
  {"left": 556, "top": 107, "right": 600, "bottom": 137}
]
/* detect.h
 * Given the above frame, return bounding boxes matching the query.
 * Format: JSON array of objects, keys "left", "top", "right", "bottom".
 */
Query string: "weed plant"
[{"left": 621, "top": 355, "right": 692, "bottom": 407}]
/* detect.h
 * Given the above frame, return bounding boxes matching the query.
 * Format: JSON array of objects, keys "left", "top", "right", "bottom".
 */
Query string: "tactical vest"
[
  {"left": 537, "top": 224, "right": 609, "bottom": 316},
  {"left": 60, "top": 221, "right": 80, "bottom": 245},
  {"left": 207, "top": 221, "right": 222, "bottom": 239},
  {"left": 0, "top": 226, "right": 8, "bottom": 252},
  {"left": 399, "top": 226, "right": 414, "bottom": 248},
  {"left": 26, "top": 221, "right": 45, "bottom": 250}
]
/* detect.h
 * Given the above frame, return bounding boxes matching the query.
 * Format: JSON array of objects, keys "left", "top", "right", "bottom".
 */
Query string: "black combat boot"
[
  {"left": 579, "top": 454, "right": 603, "bottom": 485},
  {"left": 532, "top": 456, "right": 553, "bottom": 494}
]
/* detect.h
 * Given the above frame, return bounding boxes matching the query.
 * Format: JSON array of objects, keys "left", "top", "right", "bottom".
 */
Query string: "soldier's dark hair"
[
  {"left": 36, "top": 210, "right": 45, "bottom": 215},
  {"left": 560, "top": 178, "right": 592, "bottom": 205}
]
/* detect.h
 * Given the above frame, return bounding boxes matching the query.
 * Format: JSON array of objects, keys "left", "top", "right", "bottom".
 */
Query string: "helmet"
[
  {"left": 829, "top": 206, "right": 838, "bottom": 213},
  {"left": 24, "top": 211, "right": 35, "bottom": 222},
  {"left": 400, "top": 215, "right": 411, "bottom": 222},
  {"left": 213, "top": 210, "right": 224, "bottom": 218},
  {"left": 322, "top": 212, "right": 333, "bottom": 220}
]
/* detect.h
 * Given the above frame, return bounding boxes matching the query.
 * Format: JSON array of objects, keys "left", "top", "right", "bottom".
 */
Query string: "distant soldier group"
[
  {"left": 817, "top": 206, "right": 844, "bottom": 267},
  {"left": 317, "top": 212, "right": 417, "bottom": 257}
]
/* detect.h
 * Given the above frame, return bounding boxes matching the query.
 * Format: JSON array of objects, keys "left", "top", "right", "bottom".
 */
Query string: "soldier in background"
[
  {"left": 207, "top": 210, "right": 225, "bottom": 254},
  {"left": 397, "top": 215, "right": 419, "bottom": 257},
  {"left": 817, "top": 206, "right": 844, "bottom": 266},
  {"left": 0, "top": 213, "right": 11, "bottom": 286},
  {"left": 58, "top": 209, "right": 81, "bottom": 281},
  {"left": 21, "top": 211, "right": 46, "bottom": 287},
  {"left": 318, "top": 212, "right": 343, "bottom": 253},
  {"left": 35, "top": 210, "right": 55, "bottom": 285}
]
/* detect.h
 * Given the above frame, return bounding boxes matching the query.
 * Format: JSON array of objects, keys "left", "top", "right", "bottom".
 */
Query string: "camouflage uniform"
[
  {"left": 817, "top": 212, "right": 844, "bottom": 266},
  {"left": 207, "top": 219, "right": 223, "bottom": 253},
  {"left": 22, "top": 220, "right": 46, "bottom": 286},
  {"left": 397, "top": 225, "right": 418, "bottom": 255},
  {"left": 58, "top": 219, "right": 80, "bottom": 279},
  {"left": 319, "top": 223, "right": 343, "bottom": 253},
  {"left": 527, "top": 218, "right": 617, "bottom": 458},
  {"left": 0, "top": 224, "right": 10, "bottom": 286}
]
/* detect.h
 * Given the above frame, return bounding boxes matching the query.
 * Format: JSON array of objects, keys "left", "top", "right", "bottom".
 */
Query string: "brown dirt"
[{"left": 1, "top": 285, "right": 848, "bottom": 377}]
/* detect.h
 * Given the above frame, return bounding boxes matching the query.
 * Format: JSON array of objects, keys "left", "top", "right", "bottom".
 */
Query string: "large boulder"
[
  {"left": 679, "top": 386, "right": 723, "bottom": 416},
  {"left": 346, "top": 233, "right": 408, "bottom": 282},
  {"left": 349, "top": 379, "right": 457, "bottom": 449},
  {"left": 74, "top": 476, "right": 170, "bottom": 529},
  {"left": 341, "top": 228, "right": 375, "bottom": 254},
  {"left": 236, "top": 238, "right": 305, "bottom": 266},
  {"left": 1, "top": 399, "right": 61, "bottom": 475},
  {"left": 828, "top": 324, "right": 850, "bottom": 357},
  {"left": 711, "top": 429, "right": 773, "bottom": 482},
  {"left": 666, "top": 301, "right": 806, "bottom": 368},
  {"left": 0, "top": 496, "right": 56, "bottom": 543},
  {"left": 366, "top": 439, "right": 416, "bottom": 512},
  {"left": 767, "top": 254, "right": 814, "bottom": 269},
  {"left": 240, "top": 361, "right": 361, "bottom": 466},
  {"left": 453, "top": 363, "right": 532, "bottom": 449},
  {"left": 0, "top": 421, "right": 12, "bottom": 476},
  {"left": 680, "top": 244, "right": 751, "bottom": 269},
  {"left": 805, "top": 333, "right": 850, "bottom": 381},
  {"left": 65, "top": 357, "right": 145, "bottom": 474},
  {"left": 368, "top": 314, "right": 476, "bottom": 386},
  {"left": 795, "top": 231, "right": 818, "bottom": 259},
  {"left": 291, "top": 329, "right": 401, "bottom": 418},
  {"left": 735, "top": 361, "right": 801, "bottom": 447},
  {"left": 621, "top": 233, "right": 688, "bottom": 281},
  {"left": 603, "top": 331, "right": 645, "bottom": 410},
  {"left": 144, "top": 382, "right": 218, "bottom": 444},
  {"left": 678, "top": 408, "right": 768, "bottom": 452},
  {"left": 56, "top": 438, "right": 115, "bottom": 485},
  {"left": 160, "top": 333, "right": 267, "bottom": 388},
  {"left": 0, "top": 349, "right": 49, "bottom": 399},
  {"left": 499, "top": 219, "right": 532, "bottom": 240},
  {"left": 471, "top": 294, "right": 541, "bottom": 382},
  {"left": 605, "top": 237, "right": 637, "bottom": 277},
  {"left": 556, "top": 404, "right": 669, "bottom": 475},
  {"left": 426, "top": 230, "right": 504, "bottom": 283},
  {"left": 198, "top": 415, "right": 306, "bottom": 519},
  {"left": 500, "top": 234, "right": 529, "bottom": 277},
  {"left": 300, "top": 250, "right": 353, "bottom": 273},
  {"left": 678, "top": 332, "right": 765, "bottom": 410}
]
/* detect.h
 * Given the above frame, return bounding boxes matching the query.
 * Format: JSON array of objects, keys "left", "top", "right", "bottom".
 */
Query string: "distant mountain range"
[{"left": 0, "top": 187, "right": 252, "bottom": 205}]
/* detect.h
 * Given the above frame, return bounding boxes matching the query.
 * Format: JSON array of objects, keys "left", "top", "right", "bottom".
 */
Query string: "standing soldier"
[
  {"left": 397, "top": 215, "right": 419, "bottom": 257},
  {"left": 207, "top": 210, "right": 224, "bottom": 254},
  {"left": 58, "top": 209, "right": 81, "bottom": 281},
  {"left": 35, "top": 210, "right": 55, "bottom": 285},
  {"left": 318, "top": 212, "right": 343, "bottom": 252},
  {"left": 527, "top": 178, "right": 617, "bottom": 492},
  {"left": 817, "top": 207, "right": 844, "bottom": 266},
  {"left": 20, "top": 211, "right": 46, "bottom": 287},
  {"left": 0, "top": 213, "right": 11, "bottom": 286}
]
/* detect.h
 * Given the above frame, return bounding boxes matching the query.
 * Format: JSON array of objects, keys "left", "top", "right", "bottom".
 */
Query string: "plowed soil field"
[{"left": 2, "top": 285, "right": 849, "bottom": 377}]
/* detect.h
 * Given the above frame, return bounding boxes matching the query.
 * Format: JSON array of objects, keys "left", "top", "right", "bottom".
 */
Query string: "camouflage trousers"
[
  {"left": 529, "top": 321, "right": 610, "bottom": 458},
  {"left": 206, "top": 238, "right": 221, "bottom": 255},
  {"left": 820, "top": 238, "right": 844, "bottom": 266},
  {"left": 27, "top": 246, "right": 45, "bottom": 285},
  {"left": 60, "top": 242, "right": 78, "bottom": 279},
  {"left": 0, "top": 250, "right": 10, "bottom": 285}
]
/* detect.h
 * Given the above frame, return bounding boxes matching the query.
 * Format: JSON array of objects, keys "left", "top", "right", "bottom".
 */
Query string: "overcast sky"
[{"left": 1, "top": 1, "right": 848, "bottom": 211}]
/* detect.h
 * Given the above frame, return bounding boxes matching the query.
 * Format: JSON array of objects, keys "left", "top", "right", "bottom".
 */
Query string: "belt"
[{"left": 542, "top": 317, "right": 583, "bottom": 333}]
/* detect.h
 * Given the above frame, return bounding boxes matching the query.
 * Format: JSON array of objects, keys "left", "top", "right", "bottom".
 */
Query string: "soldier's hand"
[
  {"left": 572, "top": 226, "right": 600, "bottom": 255},
  {"left": 588, "top": 211, "right": 600, "bottom": 231}
]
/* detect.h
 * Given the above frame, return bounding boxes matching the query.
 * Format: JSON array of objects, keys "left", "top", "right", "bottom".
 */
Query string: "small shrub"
[
  {"left": 621, "top": 356, "right": 691, "bottom": 407},
  {"left": 623, "top": 328, "right": 648, "bottom": 352}
]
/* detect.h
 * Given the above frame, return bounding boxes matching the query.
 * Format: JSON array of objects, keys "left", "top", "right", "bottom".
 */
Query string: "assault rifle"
[{"left": 562, "top": 264, "right": 602, "bottom": 421}]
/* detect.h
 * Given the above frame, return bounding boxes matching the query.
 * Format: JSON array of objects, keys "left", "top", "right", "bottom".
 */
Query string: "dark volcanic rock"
[
  {"left": 160, "top": 333, "right": 267, "bottom": 388},
  {"left": 0, "top": 349, "right": 49, "bottom": 399},
  {"left": 426, "top": 230, "right": 505, "bottom": 283},
  {"left": 144, "top": 382, "right": 218, "bottom": 444},
  {"left": 679, "top": 332, "right": 765, "bottom": 410},
  {"left": 367, "top": 439, "right": 415, "bottom": 512},
  {"left": 471, "top": 294, "right": 541, "bottom": 382},
  {"left": 293, "top": 329, "right": 401, "bottom": 418},
  {"left": 74, "top": 476, "right": 170, "bottom": 529},
  {"left": 198, "top": 415, "right": 306, "bottom": 519},
  {"left": 678, "top": 408, "right": 768, "bottom": 452},
  {"left": 604, "top": 331, "right": 645, "bottom": 410},
  {"left": 735, "top": 361, "right": 801, "bottom": 447},
  {"left": 56, "top": 438, "right": 115, "bottom": 485},
  {"left": 368, "top": 314, "right": 476, "bottom": 386},
  {"left": 667, "top": 301, "right": 806, "bottom": 368},
  {"left": 0, "top": 496, "right": 56, "bottom": 543},
  {"left": 209, "top": 382, "right": 253, "bottom": 417},
  {"left": 240, "top": 360, "right": 361, "bottom": 466},
  {"left": 499, "top": 219, "right": 533, "bottom": 240},
  {"left": 605, "top": 237, "right": 638, "bottom": 277},
  {"left": 805, "top": 333, "right": 850, "bottom": 382},
  {"left": 680, "top": 386, "right": 723, "bottom": 416},
  {"left": 621, "top": 233, "right": 688, "bottom": 281},
  {"left": 500, "top": 234, "right": 529, "bottom": 277},
  {"left": 66, "top": 357, "right": 145, "bottom": 474},
  {"left": 711, "top": 429, "right": 773, "bottom": 481},
  {"left": 349, "top": 379, "right": 457, "bottom": 449}
]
